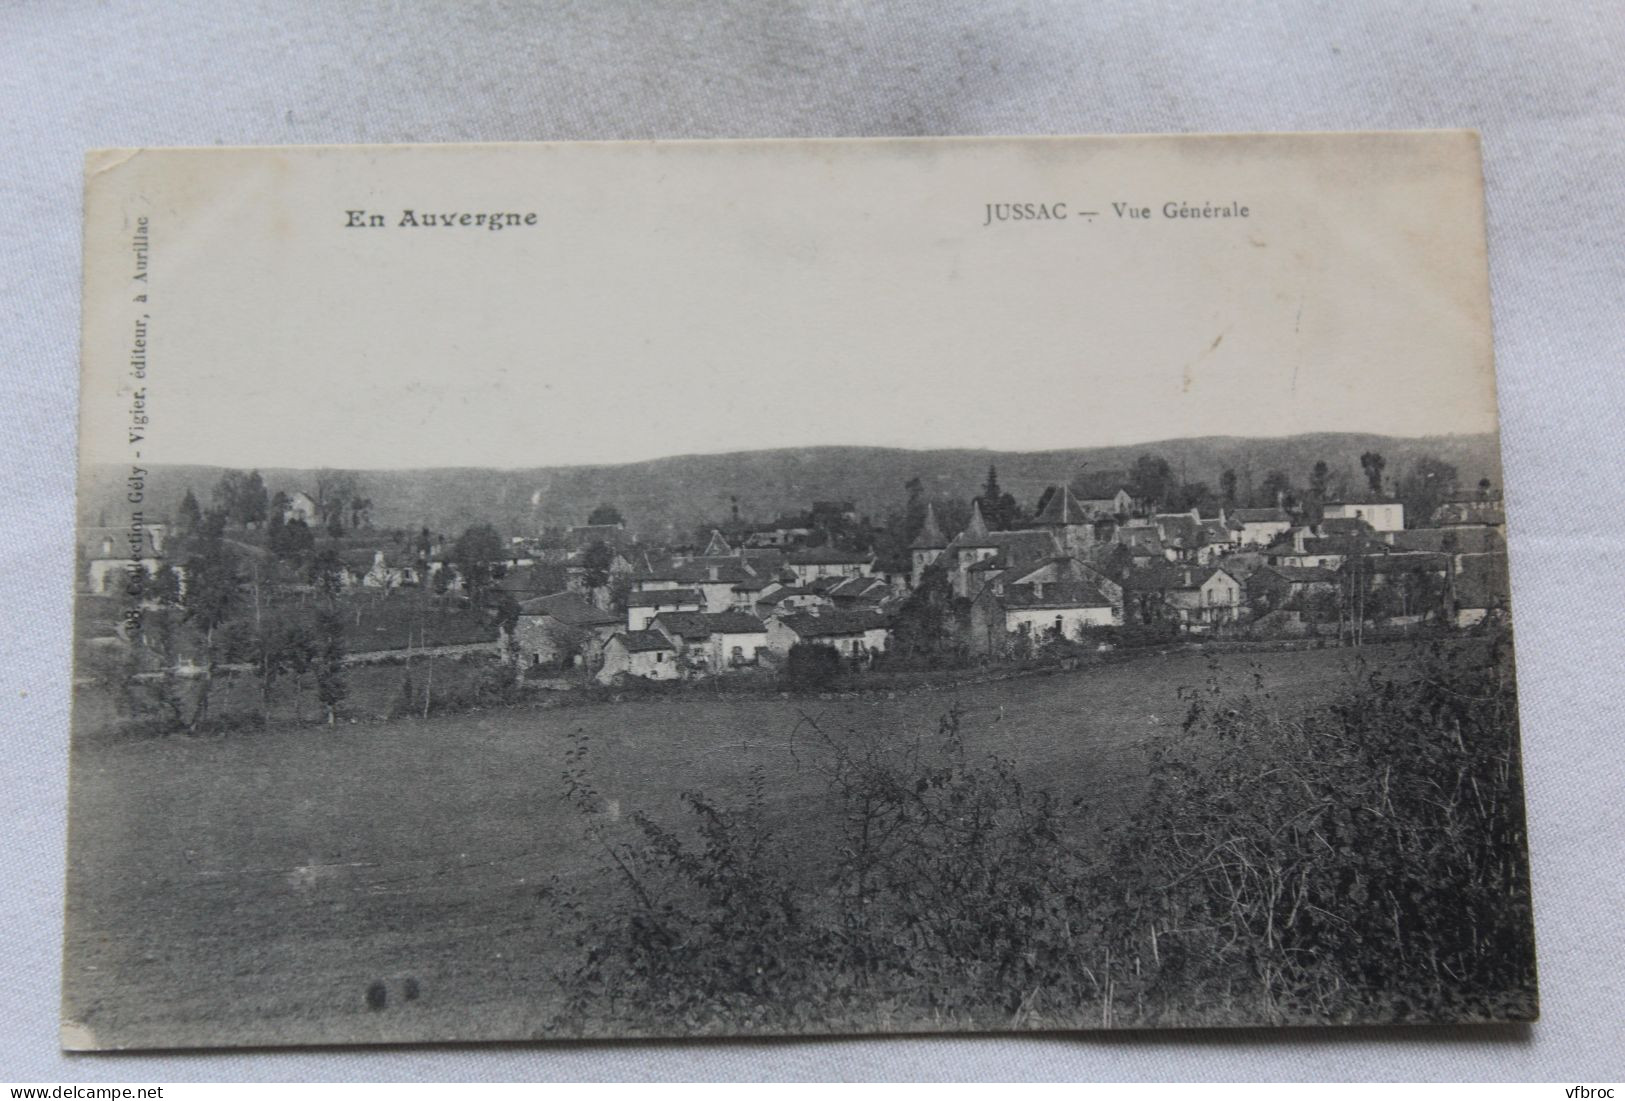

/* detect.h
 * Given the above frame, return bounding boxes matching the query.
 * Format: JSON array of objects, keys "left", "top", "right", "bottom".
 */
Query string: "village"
[{"left": 76, "top": 450, "right": 1512, "bottom": 714}]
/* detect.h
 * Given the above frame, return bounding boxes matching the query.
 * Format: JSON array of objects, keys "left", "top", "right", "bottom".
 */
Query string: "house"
[
  {"left": 649, "top": 611, "right": 771, "bottom": 674},
  {"left": 767, "top": 609, "right": 892, "bottom": 660},
  {"left": 730, "top": 574, "right": 781, "bottom": 611},
  {"left": 1262, "top": 529, "right": 1374, "bottom": 570},
  {"left": 1197, "top": 515, "right": 1242, "bottom": 562},
  {"left": 753, "top": 586, "right": 832, "bottom": 620},
  {"left": 686, "top": 561, "right": 762, "bottom": 613},
  {"left": 1388, "top": 526, "right": 1506, "bottom": 565},
  {"left": 1230, "top": 507, "right": 1293, "bottom": 548},
  {"left": 79, "top": 526, "right": 166, "bottom": 594},
  {"left": 596, "top": 630, "right": 681, "bottom": 683},
  {"left": 282, "top": 490, "right": 320, "bottom": 525},
  {"left": 360, "top": 548, "right": 421, "bottom": 589},
  {"left": 498, "top": 562, "right": 570, "bottom": 599},
  {"left": 1072, "top": 470, "right": 1138, "bottom": 517},
  {"left": 1322, "top": 495, "right": 1405, "bottom": 533},
  {"left": 625, "top": 587, "right": 704, "bottom": 630},
  {"left": 511, "top": 590, "right": 622, "bottom": 669},
  {"left": 785, "top": 546, "right": 875, "bottom": 586},
  {"left": 817, "top": 574, "right": 892, "bottom": 609},
  {"left": 908, "top": 502, "right": 949, "bottom": 588},
  {"left": 1432, "top": 493, "right": 1505, "bottom": 530},
  {"left": 1149, "top": 510, "right": 1206, "bottom": 562},
  {"left": 1123, "top": 565, "right": 1244, "bottom": 629},
  {"left": 968, "top": 557, "right": 1121, "bottom": 656},
  {"left": 1245, "top": 565, "right": 1339, "bottom": 614},
  {"left": 1114, "top": 524, "right": 1168, "bottom": 567}
]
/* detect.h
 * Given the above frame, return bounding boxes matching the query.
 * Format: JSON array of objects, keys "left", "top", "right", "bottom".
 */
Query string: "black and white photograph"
[{"left": 62, "top": 133, "right": 1536, "bottom": 1050}]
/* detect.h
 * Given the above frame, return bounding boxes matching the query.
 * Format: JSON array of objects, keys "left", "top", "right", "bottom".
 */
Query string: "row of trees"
[{"left": 176, "top": 469, "right": 374, "bottom": 537}]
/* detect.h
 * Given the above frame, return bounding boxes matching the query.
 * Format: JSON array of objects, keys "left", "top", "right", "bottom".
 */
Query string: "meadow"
[{"left": 62, "top": 643, "right": 1419, "bottom": 1048}]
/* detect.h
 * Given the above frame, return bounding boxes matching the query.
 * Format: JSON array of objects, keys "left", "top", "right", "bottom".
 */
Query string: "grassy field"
[{"left": 61, "top": 642, "right": 1411, "bottom": 1049}]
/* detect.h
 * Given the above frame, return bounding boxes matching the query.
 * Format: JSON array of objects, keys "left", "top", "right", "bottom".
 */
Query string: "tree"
[
  {"left": 1171, "top": 481, "right": 1215, "bottom": 513},
  {"left": 977, "top": 465, "right": 1022, "bottom": 531},
  {"left": 891, "top": 562, "right": 955, "bottom": 660},
  {"left": 239, "top": 470, "right": 269, "bottom": 527},
  {"left": 903, "top": 477, "right": 926, "bottom": 538},
  {"left": 1396, "top": 455, "right": 1459, "bottom": 529},
  {"left": 1219, "top": 469, "right": 1238, "bottom": 508},
  {"left": 307, "top": 546, "right": 346, "bottom": 607},
  {"left": 588, "top": 503, "right": 624, "bottom": 526},
  {"left": 1309, "top": 461, "right": 1330, "bottom": 500},
  {"left": 253, "top": 612, "right": 315, "bottom": 725},
  {"left": 1359, "top": 451, "right": 1387, "bottom": 496},
  {"left": 453, "top": 523, "right": 505, "bottom": 600},
  {"left": 1302, "top": 460, "right": 1331, "bottom": 523},
  {"left": 269, "top": 516, "right": 316, "bottom": 563},
  {"left": 180, "top": 510, "right": 238, "bottom": 730},
  {"left": 177, "top": 487, "right": 202, "bottom": 532},
  {"left": 1129, "top": 455, "right": 1175, "bottom": 512},
  {"left": 433, "top": 561, "right": 457, "bottom": 603},
  {"left": 315, "top": 470, "right": 359, "bottom": 531},
  {"left": 312, "top": 608, "right": 347, "bottom": 725},
  {"left": 580, "top": 540, "right": 615, "bottom": 592},
  {"left": 147, "top": 562, "right": 182, "bottom": 606},
  {"left": 1258, "top": 469, "right": 1294, "bottom": 510}
]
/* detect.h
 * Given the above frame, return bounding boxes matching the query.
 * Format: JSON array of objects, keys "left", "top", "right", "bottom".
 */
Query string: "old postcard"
[{"left": 65, "top": 133, "right": 1535, "bottom": 1049}]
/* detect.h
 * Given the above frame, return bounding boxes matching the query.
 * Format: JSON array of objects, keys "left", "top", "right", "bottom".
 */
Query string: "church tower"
[
  {"left": 909, "top": 502, "right": 948, "bottom": 588},
  {"left": 1034, "top": 484, "right": 1094, "bottom": 555}
]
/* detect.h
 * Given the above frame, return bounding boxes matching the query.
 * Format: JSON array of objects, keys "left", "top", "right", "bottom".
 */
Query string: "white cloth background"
[{"left": 2, "top": 0, "right": 1621, "bottom": 1082}]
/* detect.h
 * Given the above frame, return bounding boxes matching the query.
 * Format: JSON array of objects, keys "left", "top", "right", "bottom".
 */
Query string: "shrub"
[
  {"left": 543, "top": 628, "right": 1535, "bottom": 1033},
  {"left": 783, "top": 642, "right": 843, "bottom": 694}
]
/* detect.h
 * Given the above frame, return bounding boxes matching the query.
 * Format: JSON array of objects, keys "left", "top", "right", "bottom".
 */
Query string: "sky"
[{"left": 79, "top": 134, "right": 1500, "bottom": 471}]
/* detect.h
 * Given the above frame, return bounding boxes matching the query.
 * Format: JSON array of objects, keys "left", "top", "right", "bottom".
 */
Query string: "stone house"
[
  {"left": 786, "top": 546, "right": 875, "bottom": 586},
  {"left": 512, "top": 590, "right": 622, "bottom": 670},
  {"left": 767, "top": 609, "right": 892, "bottom": 660},
  {"left": 1124, "top": 565, "right": 1244, "bottom": 629},
  {"left": 596, "top": 630, "right": 680, "bottom": 683},
  {"left": 1230, "top": 507, "right": 1293, "bottom": 548},
  {"left": 648, "top": 610, "right": 771, "bottom": 674},
  {"left": 968, "top": 557, "right": 1121, "bottom": 656},
  {"left": 1245, "top": 565, "right": 1339, "bottom": 614},
  {"left": 753, "top": 586, "right": 832, "bottom": 620}
]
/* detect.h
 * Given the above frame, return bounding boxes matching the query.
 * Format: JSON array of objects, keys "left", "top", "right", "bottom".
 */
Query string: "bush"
[
  {"left": 543, "top": 629, "right": 1535, "bottom": 1034},
  {"left": 783, "top": 642, "right": 843, "bottom": 694}
]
